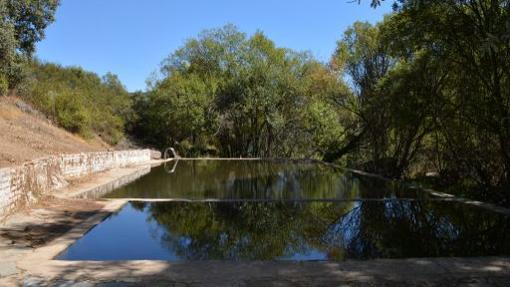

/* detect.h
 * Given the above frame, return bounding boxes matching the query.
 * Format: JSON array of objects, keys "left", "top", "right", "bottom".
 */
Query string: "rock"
[{"left": 150, "top": 150, "right": 162, "bottom": 159}]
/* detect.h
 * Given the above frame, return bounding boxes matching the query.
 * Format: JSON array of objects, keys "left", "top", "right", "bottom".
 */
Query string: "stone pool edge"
[
  {"left": 19, "top": 199, "right": 129, "bottom": 263},
  {"left": 343, "top": 167, "right": 510, "bottom": 216},
  {"left": 17, "top": 160, "right": 169, "bottom": 264},
  {"left": 0, "top": 161, "right": 162, "bottom": 285},
  {"left": 9, "top": 160, "right": 510, "bottom": 285},
  {"left": 15, "top": 200, "right": 510, "bottom": 284}
]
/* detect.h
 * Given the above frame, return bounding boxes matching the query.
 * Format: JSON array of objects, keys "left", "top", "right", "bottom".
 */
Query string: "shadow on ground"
[
  {"left": 19, "top": 257, "right": 510, "bottom": 287},
  {"left": 0, "top": 210, "right": 106, "bottom": 248}
]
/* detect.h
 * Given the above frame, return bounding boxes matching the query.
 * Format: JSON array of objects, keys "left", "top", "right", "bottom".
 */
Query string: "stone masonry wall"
[{"left": 0, "top": 149, "right": 151, "bottom": 218}]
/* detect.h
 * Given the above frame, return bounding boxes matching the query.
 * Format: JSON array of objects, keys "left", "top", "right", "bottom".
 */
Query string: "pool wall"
[{"left": 0, "top": 149, "right": 151, "bottom": 218}]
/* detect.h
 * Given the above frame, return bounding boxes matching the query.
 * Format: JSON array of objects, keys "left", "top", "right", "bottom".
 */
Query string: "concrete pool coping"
[
  {"left": 14, "top": 197, "right": 510, "bottom": 285},
  {"left": 345, "top": 168, "right": 510, "bottom": 216},
  {"left": 16, "top": 201, "right": 510, "bottom": 285},
  {"left": 5, "top": 159, "right": 510, "bottom": 285},
  {"left": 15, "top": 197, "right": 510, "bottom": 285}
]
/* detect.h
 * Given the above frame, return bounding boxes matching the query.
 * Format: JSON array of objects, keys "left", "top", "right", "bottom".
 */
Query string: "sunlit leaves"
[
  {"left": 27, "top": 61, "right": 131, "bottom": 144},
  {"left": 0, "top": 0, "right": 59, "bottom": 88},
  {"left": 136, "top": 25, "right": 350, "bottom": 158}
]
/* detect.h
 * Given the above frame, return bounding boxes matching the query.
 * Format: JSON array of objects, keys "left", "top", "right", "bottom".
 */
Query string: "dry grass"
[{"left": 0, "top": 96, "right": 110, "bottom": 167}]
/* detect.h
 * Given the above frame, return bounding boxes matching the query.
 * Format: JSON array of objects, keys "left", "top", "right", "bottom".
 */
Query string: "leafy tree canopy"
[
  {"left": 132, "top": 25, "right": 351, "bottom": 158},
  {"left": 0, "top": 0, "right": 59, "bottom": 91}
]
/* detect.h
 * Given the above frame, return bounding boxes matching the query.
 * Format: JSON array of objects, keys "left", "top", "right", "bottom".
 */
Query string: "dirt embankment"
[{"left": 0, "top": 96, "right": 109, "bottom": 167}]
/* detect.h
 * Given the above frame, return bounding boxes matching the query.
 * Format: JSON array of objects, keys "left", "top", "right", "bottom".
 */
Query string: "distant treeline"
[{"left": 2, "top": 0, "right": 510, "bottom": 202}]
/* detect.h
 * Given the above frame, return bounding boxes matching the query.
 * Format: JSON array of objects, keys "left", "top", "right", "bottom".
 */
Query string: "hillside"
[{"left": 0, "top": 96, "right": 109, "bottom": 167}]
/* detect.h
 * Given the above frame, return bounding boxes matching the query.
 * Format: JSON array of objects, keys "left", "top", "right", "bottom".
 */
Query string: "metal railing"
[{"left": 163, "top": 147, "right": 180, "bottom": 160}]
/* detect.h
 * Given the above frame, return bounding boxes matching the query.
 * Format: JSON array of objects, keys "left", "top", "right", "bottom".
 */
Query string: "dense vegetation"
[
  {"left": 0, "top": 0, "right": 59, "bottom": 95},
  {"left": 2, "top": 0, "right": 510, "bottom": 203},
  {"left": 332, "top": 0, "right": 510, "bottom": 203},
  {"left": 130, "top": 25, "right": 350, "bottom": 158},
  {"left": 0, "top": 0, "right": 131, "bottom": 144},
  {"left": 26, "top": 61, "right": 132, "bottom": 144}
]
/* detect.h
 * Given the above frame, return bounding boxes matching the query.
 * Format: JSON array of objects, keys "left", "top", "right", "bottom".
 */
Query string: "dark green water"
[
  {"left": 105, "top": 160, "right": 428, "bottom": 200},
  {"left": 57, "top": 160, "right": 510, "bottom": 261}
]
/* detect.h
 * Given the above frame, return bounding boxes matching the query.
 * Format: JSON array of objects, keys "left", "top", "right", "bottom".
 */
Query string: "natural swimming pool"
[{"left": 57, "top": 160, "right": 510, "bottom": 261}]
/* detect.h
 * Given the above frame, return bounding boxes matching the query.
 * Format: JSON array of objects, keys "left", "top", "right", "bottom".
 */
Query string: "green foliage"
[
  {"left": 0, "top": 73, "right": 7, "bottom": 96},
  {"left": 0, "top": 0, "right": 59, "bottom": 89},
  {"left": 25, "top": 61, "right": 132, "bottom": 144},
  {"left": 2, "top": 0, "right": 507, "bottom": 203},
  {"left": 134, "top": 73, "right": 216, "bottom": 155},
  {"left": 54, "top": 91, "right": 91, "bottom": 135},
  {"left": 133, "top": 25, "right": 350, "bottom": 158},
  {"left": 329, "top": 0, "right": 510, "bottom": 201}
]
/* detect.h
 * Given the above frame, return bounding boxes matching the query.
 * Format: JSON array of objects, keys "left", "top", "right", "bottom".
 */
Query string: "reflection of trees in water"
[
  {"left": 109, "top": 161, "right": 365, "bottom": 200},
  {"left": 331, "top": 201, "right": 510, "bottom": 258},
  {"left": 143, "top": 201, "right": 355, "bottom": 260},
  {"left": 136, "top": 200, "right": 510, "bottom": 260}
]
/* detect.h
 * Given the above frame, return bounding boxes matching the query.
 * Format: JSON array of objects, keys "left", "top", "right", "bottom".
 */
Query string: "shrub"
[
  {"left": 54, "top": 91, "right": 91, "bottom": 135},
  {"left": 23, "top": 61, "right": 132, "bottom": 144},
  {"left": 0, "top": 74, "right": 8, "bottom": 96}
]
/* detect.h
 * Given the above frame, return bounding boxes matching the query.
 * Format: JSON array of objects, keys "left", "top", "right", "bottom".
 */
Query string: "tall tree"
[
  {"left": 0, "top": 0, "right": 59, "bottom": 92},
  {"left": 135, "top": 25, "right": 350, "bottom": 158}
]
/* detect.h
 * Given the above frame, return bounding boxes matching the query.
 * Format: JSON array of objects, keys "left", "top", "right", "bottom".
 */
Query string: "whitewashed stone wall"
[
  {"left": 0, "top": 150, "right": 151, "bottom": 218},
  {"left": 0, "top": 168, "right": 12, "bottom": 215},
  {"left": 60, "top": 150, "right": 151, "bottom": 178}
]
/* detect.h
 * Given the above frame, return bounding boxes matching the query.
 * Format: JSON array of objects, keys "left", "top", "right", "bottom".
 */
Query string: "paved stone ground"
[
  {"left": 0, "top": 198, "right": 106, "bottom": 286},
  {"left": 12, "top": 271, "right": 510, "bottom": 286},
  {"left": 5, "top": 257, "right": 510, "bottom": 287},
  {"left": 15, "top": 278, "right": 510, "bottom": 287}
]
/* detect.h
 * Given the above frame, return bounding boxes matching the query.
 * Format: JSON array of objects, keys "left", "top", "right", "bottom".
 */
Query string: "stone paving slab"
[{"left": 12, "top": 258, "right": 510, "bottom": 286}]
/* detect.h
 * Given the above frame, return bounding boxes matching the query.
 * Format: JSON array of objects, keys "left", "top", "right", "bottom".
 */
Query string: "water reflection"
[
  {"left": 106, "top": 160, "right": 426, "bottom": 200},
  {"left": 163, "top": 159, "right": 179, "bottom": 174},
  {"left": 58, "top": 201, "right": 510, "bottom": 261}
]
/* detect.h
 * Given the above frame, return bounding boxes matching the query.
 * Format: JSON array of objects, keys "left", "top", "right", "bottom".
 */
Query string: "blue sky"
[{"left": 36, "top": 0, "right": 393, "bottom": 92}]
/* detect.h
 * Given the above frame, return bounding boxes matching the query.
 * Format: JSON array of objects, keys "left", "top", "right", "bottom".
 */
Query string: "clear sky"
[{"left": 36, "top": 0, "right": 393, "bottom": 92}]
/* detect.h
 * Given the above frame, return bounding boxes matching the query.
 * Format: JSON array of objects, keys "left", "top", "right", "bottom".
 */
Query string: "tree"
[
  {"left": 330, "top": 21, "right": 398, "bottom": 174},
  {"left": 134, "top": 25, "right": 350, "bottom": 158},
  {"left": 384, "top": 0, "right": 510, "bottom": 188},
  {"left": 27, "top": 61, "right": 132, "bottom": 144},
  {"left": 333, "top": 1, "right": 510, "bottom": 199},
  {"left": 0, "top": 0, "right": 59, "bottom": 90}
]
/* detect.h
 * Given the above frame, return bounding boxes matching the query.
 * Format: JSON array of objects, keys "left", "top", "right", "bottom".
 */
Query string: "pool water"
[
  {"left": 105, "top": 160, "right": 428, "bottom": 200},
  {"left": 57, "top": 160, "right": 510, "bottom": 261}
]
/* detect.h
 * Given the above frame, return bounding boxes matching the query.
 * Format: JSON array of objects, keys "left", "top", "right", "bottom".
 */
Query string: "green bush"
[
  {"left": 55, "top": 91, "right": 91, "bottom": 135},
  {"left": 23, "top": 61, "right": 132, "bottom": 144},
  {"left": 0, "top": 74, "right": 8, "bottom": 96}
]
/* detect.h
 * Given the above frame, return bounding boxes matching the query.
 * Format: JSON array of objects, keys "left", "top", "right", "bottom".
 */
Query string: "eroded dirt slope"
[{"left": 0, "top": 96, "right": 109, "bottom": 167}]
